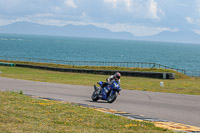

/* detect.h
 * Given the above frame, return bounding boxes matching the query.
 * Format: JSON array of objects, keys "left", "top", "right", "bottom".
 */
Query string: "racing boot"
[{"left": 94, "top": 85, "right": 97, "bottom": 91}]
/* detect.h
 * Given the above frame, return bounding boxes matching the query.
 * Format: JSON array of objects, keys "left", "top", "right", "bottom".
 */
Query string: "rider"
[{"left": 97, "top": 72, "right": 121, "bottom": 94}]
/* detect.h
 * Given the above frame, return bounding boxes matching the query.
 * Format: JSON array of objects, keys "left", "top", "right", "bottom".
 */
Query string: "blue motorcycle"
[{"left": 91, "top": 81, "right": 121, "bottom": 103}]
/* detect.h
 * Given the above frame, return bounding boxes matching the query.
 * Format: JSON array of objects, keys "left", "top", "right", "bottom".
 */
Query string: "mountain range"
[{"left": 0, "top": 21, "right": 200, "bottom": 44}]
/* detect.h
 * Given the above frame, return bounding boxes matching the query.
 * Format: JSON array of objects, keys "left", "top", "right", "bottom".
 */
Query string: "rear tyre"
[
  {"left": 107, "top": 92, "right": 117, "bottom": 103},
  {"left": 91, "top": 91, "right": 100, "bottom": 101}
]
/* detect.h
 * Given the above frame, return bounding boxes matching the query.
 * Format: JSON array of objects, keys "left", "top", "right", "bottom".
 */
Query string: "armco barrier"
[
  {"left": 0, "top": 56, "right": 186, "bottom": 74},
  {"left": 15, "top": 64, "right": 175, "bottom": 79}
]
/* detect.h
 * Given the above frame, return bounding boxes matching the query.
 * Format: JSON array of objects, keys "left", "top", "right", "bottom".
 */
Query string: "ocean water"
[{"left": 0, "top": 33, "right": 200, "bottom": 72}]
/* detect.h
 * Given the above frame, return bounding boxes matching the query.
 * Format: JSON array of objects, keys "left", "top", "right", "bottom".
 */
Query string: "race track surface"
[{"left": 0, "top": 77, "right": 200, "bottom": 127}]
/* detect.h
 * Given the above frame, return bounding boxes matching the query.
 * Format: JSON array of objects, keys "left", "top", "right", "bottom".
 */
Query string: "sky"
[{"left": 0, "top": 0, "right": 200, "bottom": 36}]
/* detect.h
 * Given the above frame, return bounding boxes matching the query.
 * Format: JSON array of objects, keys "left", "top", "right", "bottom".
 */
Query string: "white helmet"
[{"left": 114, "top": 72, "right": 121, "bottom": 80}]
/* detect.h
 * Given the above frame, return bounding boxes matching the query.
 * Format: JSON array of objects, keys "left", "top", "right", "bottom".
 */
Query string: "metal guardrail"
[
  {"left": 15, "top": 64, "right": 175, "bottom": 79},
  {"left": 0, "top": 56, "right": 199, "bottom": 77},
  {"left": 0, "top": 62, "right": 15, "bottom": 66}
]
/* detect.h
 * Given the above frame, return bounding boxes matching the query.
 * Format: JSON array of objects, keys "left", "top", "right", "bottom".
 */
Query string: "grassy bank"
[
  {"left": 0, "top": 60, "right": 188, "bottom": 79},
  {"left": 0, "top": 91, "right": 173, "bottom": 133},
  {"left": 0, "top": 65, "right": 200, "bottom": 95}
]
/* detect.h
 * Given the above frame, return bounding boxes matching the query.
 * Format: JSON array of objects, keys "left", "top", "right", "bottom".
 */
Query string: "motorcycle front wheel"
[
  {"left": 107, "top": 92, "right": 117, "bottom": 103},
  {"left": 91, "top": 91, "right": 100, "bottom": 101}
]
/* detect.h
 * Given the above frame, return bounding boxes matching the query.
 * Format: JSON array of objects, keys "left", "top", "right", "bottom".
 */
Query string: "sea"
[{"left": 0, "top": 33, "right": 200, "bottom": 72}]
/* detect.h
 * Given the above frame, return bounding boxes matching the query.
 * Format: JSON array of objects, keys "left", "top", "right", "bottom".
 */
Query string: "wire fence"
[{"left": 0, "top": 56, "right": 199, "bottom": 77}]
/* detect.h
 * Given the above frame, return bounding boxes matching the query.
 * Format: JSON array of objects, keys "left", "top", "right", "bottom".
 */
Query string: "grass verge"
[
  {"left": 0, "top": 60, "right": 189, "bottom": 79},
  {"left": 0, "top": 91, "right": 173, "bottom": 133}
]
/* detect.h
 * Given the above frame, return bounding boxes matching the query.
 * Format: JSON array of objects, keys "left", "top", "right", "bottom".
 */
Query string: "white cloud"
[
  {"left": 124, "top": 0, "right": 132, "bottom": 11},
  {"left": 104, "top": 0, "right": 164, "bottom": 20},
  {"left": 186, "top": 17, "right": 200, "bottom": 26},
  {"left": 186, "top": 17, "right": 194, "bottom": 24},
  {"left": 149, "top": 0, "right": 158, "bottom": 19},
  {"left": 0, "top": 0, "right": 197, "bottom": 36},
  {"left": 196, "top": 0, "right": 200, "bottom": 13},
  {"left": 0, "top": 19, "right": 16, "bottom": 26},
  {"left": 28, "top": 13, "right": 54, "bottom": 18},
  {"left": 104, "top": 0, "right": 117, "bottom": 8},
  {"left": 80, "top": 12, "right": 89, "bottom": 19},
  {"left": 194, "top": 29, "right": 200, "bottom": 35},
  {"left": 64, "top": 0, "right": 77, "bottom": 8},
  {"left": 104, "top": 0, "right": 132, "bottom": 11},
  {"left": 146, "top": 0, "right": 164, "bottom": 20},
  {"left": 54, "top": 6, "right": 62, "bottom": 13}
]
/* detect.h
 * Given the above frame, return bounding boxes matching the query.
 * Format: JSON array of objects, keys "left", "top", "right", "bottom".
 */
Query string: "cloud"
[
  {"left": 146, "top": 0, "right": 165, "bottom": 20},
  {"left": 185, "top": 1, "right": 200, "bottom": 28},
  {"left": 64, "top": 0, "right": 77, "bottom": 8},
  {"left": 186, "top": 17, "right": 200, "bottom": 27},
  {"left": 196, "top": 0, "right": 200, "bottom": 13},
  {"left": 104, "top": 0, "right": 117, "bottom": 8},
  {"left": 103, "top": 0, "right": 164, "bottom": 20},
  {"left": 0, "top": 19, "right": 16, "bottom": 26},
  {"left": 28, "top": 13, "right": 54, "bottom": 18},
  {"left": 0, "top": 0, "right": 198, "bottom": 36},
  {"left": 104, "top": 0, "right": 132, "bottom": 11},
  {"left": 124, "top": 0, "right": 132, "bottom": 11},
  {"left": 194, "top": 29, "right": 200, "bottom": 35},
  {"left": 148, "top": 0, "right": 159, "bottom": 19},
  {"left": 186, "top": 17, "right": 194, "bottom": 24}
]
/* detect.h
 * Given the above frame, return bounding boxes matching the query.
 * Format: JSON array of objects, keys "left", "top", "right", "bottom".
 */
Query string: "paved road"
[{"left": 0, "top": 77, "right": 200, "bottom": 127}]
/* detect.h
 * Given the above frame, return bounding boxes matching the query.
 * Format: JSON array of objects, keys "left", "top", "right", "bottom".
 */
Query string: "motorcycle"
[{"left": 91, "top": 81, "right": 121, "bottom": 103}]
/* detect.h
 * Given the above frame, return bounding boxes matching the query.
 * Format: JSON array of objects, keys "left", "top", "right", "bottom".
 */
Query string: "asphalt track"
[{"left": 0, "top": 77, "right": 200, "bottom": 127}]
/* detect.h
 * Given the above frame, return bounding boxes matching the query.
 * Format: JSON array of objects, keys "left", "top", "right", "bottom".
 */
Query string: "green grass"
[
  {"left": 0, "top": 66, "right": 200, "bottom": 95},
  {"left": 0, "top": 91, "right": 173, "bottom": 133},
  {"left": 0, "top": 62, "right": 197, "bottom": 132},
  {"left": 0, "top": 60, "right": 189, "bottom": 79}
]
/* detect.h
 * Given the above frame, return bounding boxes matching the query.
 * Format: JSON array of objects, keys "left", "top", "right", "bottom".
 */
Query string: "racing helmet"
[{"left": 114, "top": 72, "right": 121, "bottom": 80}]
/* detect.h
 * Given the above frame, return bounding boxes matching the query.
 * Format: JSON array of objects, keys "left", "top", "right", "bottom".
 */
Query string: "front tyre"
[
  {"left": 91, "top": 91, "right": 100, "bottom": 101},
  {"left": 107, "top": 92, "right": 117, "bottom": 103}
]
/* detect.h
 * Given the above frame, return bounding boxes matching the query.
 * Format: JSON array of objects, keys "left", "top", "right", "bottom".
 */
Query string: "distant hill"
[
  {"left": 0, "top": 21, "right": 134, "bottom": 40},
  {"left": 138, "top": 30, "right": 200, "bottom": 44},
  {"left": 0, "top": 21, "right": 200, "bottom": 44}
]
